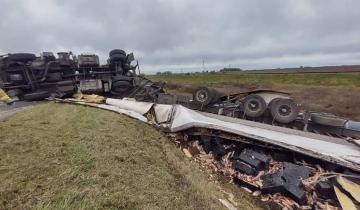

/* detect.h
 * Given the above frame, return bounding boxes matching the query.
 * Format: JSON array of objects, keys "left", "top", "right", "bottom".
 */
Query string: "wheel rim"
[
  {"left": 278, "top": 104, "right": 291, "bottom": 116},
  {"left": 247, "top": 100, "right": 260, "bottom": 111},
  {"left": 196, "top": 90, "right": 208, "bottom": 103}
]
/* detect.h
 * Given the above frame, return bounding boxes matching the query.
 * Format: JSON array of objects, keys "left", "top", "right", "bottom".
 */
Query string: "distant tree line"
[
  {"left": 156, "top": 71, "right": 173, "bottom": 75},
  {"left": 155, "top": 67, "right": 243, "bottom": 75},
  {"left": 219, "top": 68, "right": 242, "bottom": 72}
]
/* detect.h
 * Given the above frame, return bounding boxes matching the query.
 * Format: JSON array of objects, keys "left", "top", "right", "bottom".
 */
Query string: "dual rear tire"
[
  {"left": 243, "top": 95, "right": 267, "bottom": 118},
  {"left": 192, "top": 87, "right": 221, "bottom": 106},
  {"left": 23, "top": 91, "right": 50, "bottom": 101},
  {"left": 109, "top": 49, "right": 127, "bottom": 63},
  {"left": 8, "top": 53, "right": 36, "bottom": 63},
  {"left": 243, "top": 95, "right": 299, "bottom": 123},
  {"left": 110, "top": 75, "right": 133, "bottom": 96},
  {"left": 269, "top": 98, "right": 299, "bottom": 123}
]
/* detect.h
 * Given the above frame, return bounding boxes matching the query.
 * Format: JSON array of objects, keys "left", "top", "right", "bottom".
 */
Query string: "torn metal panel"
[
  {"left": 96, "top": 104, "right": 148, "bottom": 122},
  {"left": 55, "top": 99, "right": 148, "bottom": 122},
  {"left": 168, "top": 105, "right": 360, "bottom": 172},
  {"left": 106, "top": 98, "right": 153, "bottom": 115},
  {"left": 56, "top": 98, "right": 360, "bottom": 172},
  {"left": 153, "top": 104, "right": 173, "bottom": 124},
  {"left": 105, "top": 98, "right": 173, "bottom": 124}
]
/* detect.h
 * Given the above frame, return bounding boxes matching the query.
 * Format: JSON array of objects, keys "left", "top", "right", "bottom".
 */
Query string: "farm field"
[
  {"left": 150, "top": 72, "right": 360, "bottom": 120},
  {"left": 0, "top": 103, "right": 268, "bottom": 210},
  {"left": 150, "top": 72, "right": 360, "bottom": 87}
]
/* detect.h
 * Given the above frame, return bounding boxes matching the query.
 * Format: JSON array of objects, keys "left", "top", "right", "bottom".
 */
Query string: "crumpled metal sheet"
[
  {"left": 105, "top": 98, "right": 173, "bottom": 124},
  {"left": 101, "top": 98, "right": 360, "bottom": 172},
  {"left": 153, "top": 104, "right": 173, "bottom": 124},
  {"left": 167, "top": 105, "right": 360, "bottom": 172},
  {"left": 96, "top": 103, "right": 148, "bottom": 122},
  {"left": 106, "top": 98, "right": 154, "bottom": 115},
  {"left": 57, "top": 99, "right": 148, "bottom": 122}
]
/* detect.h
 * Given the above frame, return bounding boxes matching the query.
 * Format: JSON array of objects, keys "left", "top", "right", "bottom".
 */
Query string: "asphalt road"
[{"left": 0, "top": 101, "right": 39, "bottom": 121}]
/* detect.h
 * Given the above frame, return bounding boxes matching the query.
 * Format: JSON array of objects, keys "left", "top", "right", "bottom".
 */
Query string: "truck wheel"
[
  {"left": 270, "top": 98, "right": 299, "bottom": 123},
  {"left": 110, "top": 54, "right": 127, "bottom": 63},
  {"left": 243, "top": 94, "right": 267, "bottom": 118},
  {"left": 8, "top": 53, "right": 36, "bottom": 62},
  {"left": 23, "top": 91, "right": 50, "bottom": 101},
  {"left": 193, "top": 87, "right": 216, "bottom": 106},
  {"left": 7, "top": 89, "right": 23, "bottom": 97},
  {"left": 311, "top": 113, "right": 347, "bottom": 127},
  {"left": 111, "top": 80, "right": 132, "bottom": 95},
  {"left": 9, "top": 74, "right": 24, "bottom": 81},
  {"left": 134, "top": 87, "right": 153, "bottom": 101},
  {"left": 109, "top": 49, "right": 126, "bottom": 57},
  {"left": 112, "top": 75, "right": 132, "bottom": 82}
]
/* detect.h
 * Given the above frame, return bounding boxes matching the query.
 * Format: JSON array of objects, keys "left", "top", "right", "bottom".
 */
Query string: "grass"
[
  {"left": 0, "top": 103, "right": 265, "bottom": 210},
  {"left": 149, "top": 72, "right": 360, "bottom": 87}
]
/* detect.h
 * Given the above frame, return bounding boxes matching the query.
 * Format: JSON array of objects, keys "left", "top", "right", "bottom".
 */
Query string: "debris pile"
[
  {"left": 72, "top": 91, "right": 106, "bottom": 103},
  {"left": 53, "top": 97, "right": 360, "bottom": 209},
  {"left": 169, "top": 130, "right": 360, "bottom": 210}
]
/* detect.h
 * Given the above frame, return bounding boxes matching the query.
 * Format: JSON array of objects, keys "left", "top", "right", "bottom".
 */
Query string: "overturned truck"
[
  {"left": 0, "top": 50, "right": 164, "bottom": 101},
  {"left": 2, "top": 49, "right": 360, "bottom": 208},
  {"left": 1, "top": 50, "right": 359, "bottom": 140}
]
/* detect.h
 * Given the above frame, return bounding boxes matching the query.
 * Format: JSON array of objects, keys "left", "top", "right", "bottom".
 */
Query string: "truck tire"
[
  {"left": 111, "top": 80, "right": 132, "bottom": 95},
  {"left": 7, "top": 89, "right": 23, "bottom": 97},
  {"left": 8, "top": 53, "right": 36, "bottom": 63},
  {"left": 243, "top": 94, "right": 267, "bottom": 118},
  {"left": 193, "top": 87, "right": 216, "bottom": 106},
  {"left": 311, "top": 113, "right": 347, "bottom": 127},
  {"left": 110, "top": 54, "right": 127, "bottom": 63},
  {"left": 46, "top": 73, "right": 62, "bottom": 82},
  {"left": 9, "top": 74, "right": 24, "bottom": 81},
  {"left": 109, "top": 49, "right": 126, "bottom": 57},
  {"left": 134, "top": 87, "right": 153, "bottom": 101},
  {"left": 112, "top": 75, "right": 132, "bottom": 82},
  {"left": 270, "top": 98, "right": 299, "bottom": 123},
  {"left": 23, "top": 91, "right": 50, "bottom": 101}
]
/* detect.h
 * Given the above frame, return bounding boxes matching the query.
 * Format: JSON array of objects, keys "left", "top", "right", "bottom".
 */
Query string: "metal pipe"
[
  {"left": 18, "top": 62, "right": 36, "bottom": 90},
  {"left": 61, "top": 71, "right": 117, "bottom": 78},
  {"left": 37, "top": 61, "right": 56, "bottom": 82}
]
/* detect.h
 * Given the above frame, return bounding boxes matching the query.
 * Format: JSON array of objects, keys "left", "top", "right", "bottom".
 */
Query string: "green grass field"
[
  {"left": 150, "top": 72, "right": 360, "bottom": 87},
  {"left": 0, "top": 103, "right": 266, "bottom": 210}
]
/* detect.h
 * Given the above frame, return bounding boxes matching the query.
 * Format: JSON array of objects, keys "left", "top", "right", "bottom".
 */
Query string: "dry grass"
[
  {"left": 150, "top": 72, "right": 360, "bottom": 88},
  {"left": 0, "top": 103, "right": 266, "bottom": 210}
]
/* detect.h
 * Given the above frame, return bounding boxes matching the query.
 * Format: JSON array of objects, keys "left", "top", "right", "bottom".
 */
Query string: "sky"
[{"left": 0, "top": 0, "right": 359, "bottom": 73}]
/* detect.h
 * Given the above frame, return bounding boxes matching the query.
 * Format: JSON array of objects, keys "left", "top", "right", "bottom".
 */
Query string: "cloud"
[{"left": 0, "top": 0, "right": 359, "bottom": 72}]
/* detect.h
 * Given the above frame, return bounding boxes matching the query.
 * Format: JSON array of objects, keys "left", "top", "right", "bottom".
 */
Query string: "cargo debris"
[{"left": 52, "top": 97, "right": 360, "bottom": 209}]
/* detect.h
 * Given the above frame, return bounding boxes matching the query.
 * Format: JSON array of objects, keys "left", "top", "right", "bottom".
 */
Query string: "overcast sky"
[{"left": 0, "top": 0, "right": 359, "bottom": 73}]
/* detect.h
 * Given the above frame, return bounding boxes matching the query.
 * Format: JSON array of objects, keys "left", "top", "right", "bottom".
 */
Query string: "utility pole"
[{"left": 202, "top": 59, "right": 205, "bottom": 72}]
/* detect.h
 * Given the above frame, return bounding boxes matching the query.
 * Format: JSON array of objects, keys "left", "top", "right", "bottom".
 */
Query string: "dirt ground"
[
  {"left": 165, "top": 82, "right": 360, "bottom": 121},
  {"left": 0, "top": 103, "right": 271, "bottom": 210}
]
